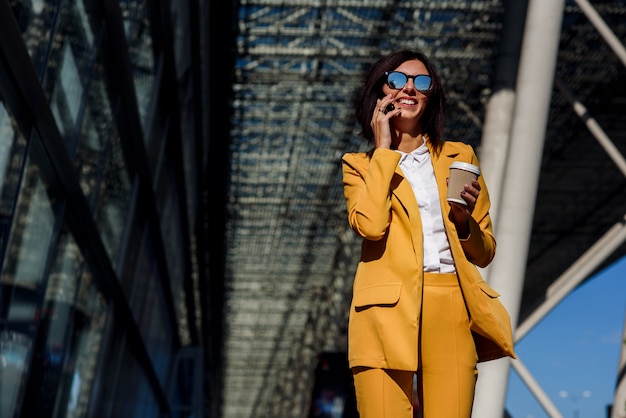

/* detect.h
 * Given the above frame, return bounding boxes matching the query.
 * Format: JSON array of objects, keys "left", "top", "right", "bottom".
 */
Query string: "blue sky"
[{"left": 505, "top": 255, "right": 626, "bottom": 418}]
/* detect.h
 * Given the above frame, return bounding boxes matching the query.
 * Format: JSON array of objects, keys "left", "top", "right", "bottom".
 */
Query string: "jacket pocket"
[
  {"left": 470, "top": 280, "right": 515, "bottom": 361},
  {"left": 353, "top": 283, "right": 402, "bottom": 310},
  {"left": 477, "top": 281, "right": 500, "bottom": 298}
]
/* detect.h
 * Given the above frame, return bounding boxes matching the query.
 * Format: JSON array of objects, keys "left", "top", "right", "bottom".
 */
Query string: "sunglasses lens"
[
  {"left": 386, "top": 72, "right": 432, "bottom": 92},
  {"left": 387, "top": 72, "right": 408, "bottom": 89},
  {"left": 415, "top": 75, "right": 432, "bottom": 92}
]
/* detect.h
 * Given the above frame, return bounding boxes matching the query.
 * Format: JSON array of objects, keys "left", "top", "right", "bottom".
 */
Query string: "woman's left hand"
[{"left": 449, "top": 178, "right": 480, "bottom": 227}]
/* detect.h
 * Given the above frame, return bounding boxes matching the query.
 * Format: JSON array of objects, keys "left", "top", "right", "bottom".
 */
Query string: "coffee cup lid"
[{"left": 449, "top": 161, "right": 480, "bottom": 176}]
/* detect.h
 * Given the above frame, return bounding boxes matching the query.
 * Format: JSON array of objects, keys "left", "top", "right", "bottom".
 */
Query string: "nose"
[{"left": 402, "top": 78, "right": 417, "bottom": 93}]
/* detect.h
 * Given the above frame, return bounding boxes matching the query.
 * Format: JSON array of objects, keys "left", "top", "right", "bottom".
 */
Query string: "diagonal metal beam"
[
  {"left": 515, "top": 212, "right": 626, "bottom": 342},
  {"left": 574, "top": 0, "right": 626, "bottom": 68},
  {"left": 511, "top": 358, "right": 564, "bottom": 418},
  {"left": 554, "top": 77, "right": 626, "bottom": 178}
]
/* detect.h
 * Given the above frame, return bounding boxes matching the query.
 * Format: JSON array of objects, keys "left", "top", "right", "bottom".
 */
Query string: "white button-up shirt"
[{"left": 396, "top": 144, "right": 456, "bottom": 273}]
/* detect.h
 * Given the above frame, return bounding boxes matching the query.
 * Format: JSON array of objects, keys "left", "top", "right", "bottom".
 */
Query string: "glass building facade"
[{"left": 0, "top": 0, "right": 226, "bottom": 416}]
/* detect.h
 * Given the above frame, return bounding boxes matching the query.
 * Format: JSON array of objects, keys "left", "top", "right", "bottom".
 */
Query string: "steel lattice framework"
[{"left": 218, "top": 0, "right": 626, "bottom": 417}]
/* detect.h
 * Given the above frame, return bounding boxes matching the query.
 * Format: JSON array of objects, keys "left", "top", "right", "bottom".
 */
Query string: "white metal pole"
[
  {"left": 478, "top": 0, "right": 528, "bottom": 230},
  {"left": 471, "top": 0, "right": 566, "bottom": 416},
  {"left": 478, "top": 88, "right": 515, "bottom": 228}
]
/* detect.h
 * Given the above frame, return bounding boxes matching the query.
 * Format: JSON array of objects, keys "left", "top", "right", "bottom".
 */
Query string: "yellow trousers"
[{"left": 353, "top": 273, "right": 478, "bottom": 418}]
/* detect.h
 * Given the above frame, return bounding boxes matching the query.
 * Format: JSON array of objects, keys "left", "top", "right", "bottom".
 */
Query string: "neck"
[
  {"left": 391, "top": 118, "right": 425, "bottom": 152},
  {"left": 393, "top": 133, "right": 424, "bottom": 153}
]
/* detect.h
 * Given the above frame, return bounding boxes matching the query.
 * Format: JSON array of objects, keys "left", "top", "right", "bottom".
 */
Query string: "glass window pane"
[
  {"left": 169, "top": 347, "right": 202, "bottom": 418},
  {"left": 46, "top": 232, "right": 108, "bottom": 418},
  {"left": 157, "top": 171, "right": 190, "bottom": 344},
  {"left": 50, "top": 44, "right": 84, "bottom": 143},
  {"left": 12, "top": 1, "right": 98, "bottom": 91},
  {"left": 73, "top": 63, "right": 133, "bottom": 265},
  {"left": 19, "top": 230, "right": 109, "bottom": 418},
  {"left": 0, "top": 104, "right": 28, "bottom": 255},
  {"left": 37, "top": 2, "right": 134, "bottom": 267},
  {"left": 159, "top": 174, "right": 185, "bottom": 289},
  {"left": 93, "top": 138, "right": 133, "bottom": 267},
  {"left": 131, "top": 227, "right": 174, "bottom": 386},
  {"left": 1, "top": 154, "right": 56, "bottom": 294},
  {"left": 12, "top": 1, "right": 60, "bottom": 78},
  {"left": 0, "top": 134, "right": 59, "bottom": 416},
  {"left": 120, "top": 0, "right": 155, "bottom": 131},
  {"left": 0, "top": 331, "right": 31, "bottom": 418},
  {"left": 108, "top": 345, "right": 161, "bottom": 418}
]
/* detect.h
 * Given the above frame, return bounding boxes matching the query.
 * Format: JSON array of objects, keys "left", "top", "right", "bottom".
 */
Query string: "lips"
[{"left": 396, "top": 98, "right": 417, "bottom": 106}]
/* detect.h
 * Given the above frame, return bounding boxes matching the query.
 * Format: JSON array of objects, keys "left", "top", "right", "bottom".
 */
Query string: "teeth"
[{"left": 398, "top": 99, "right": 416, "bottom": 104}]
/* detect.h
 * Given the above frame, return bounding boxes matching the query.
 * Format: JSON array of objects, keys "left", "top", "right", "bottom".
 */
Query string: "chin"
[{"left": 397, "top": 110, "right": 420, "bottom": 120}]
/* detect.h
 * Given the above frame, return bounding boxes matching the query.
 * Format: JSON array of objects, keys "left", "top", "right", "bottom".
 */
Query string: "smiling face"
[{"left": 382, "top": 59, "right": 430, "bottom": 129}]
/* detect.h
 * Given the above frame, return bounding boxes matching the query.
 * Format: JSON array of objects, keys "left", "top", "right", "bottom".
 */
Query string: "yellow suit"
[{"left": 342, "top": 141, "right": 515, "bottom": 373}]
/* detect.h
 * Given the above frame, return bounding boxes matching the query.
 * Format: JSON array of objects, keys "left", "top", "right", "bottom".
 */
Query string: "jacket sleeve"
[
  {"left": 457, "top": 148, "right": 496, "bottom": 268},
  {"left": 342, "top": 149, "right": 401, "bottom": 241}
]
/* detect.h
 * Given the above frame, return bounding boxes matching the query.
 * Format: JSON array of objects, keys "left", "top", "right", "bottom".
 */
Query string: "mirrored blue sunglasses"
[{"left": 385, "top": 71, "right": 432, "bottom": 92}]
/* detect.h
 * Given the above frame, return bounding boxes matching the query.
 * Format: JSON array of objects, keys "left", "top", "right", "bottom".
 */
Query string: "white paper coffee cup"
[{"left": 446, "top": 162, "right": 480, "bottom": 206}]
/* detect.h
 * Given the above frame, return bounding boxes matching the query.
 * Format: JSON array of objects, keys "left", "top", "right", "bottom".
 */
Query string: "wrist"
[{"left": 456, "top": 220, "right": 470, "bottom": 239}]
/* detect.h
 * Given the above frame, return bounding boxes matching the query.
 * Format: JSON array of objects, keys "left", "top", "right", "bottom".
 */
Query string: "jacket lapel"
[{"left": 390, "top": 164, "right": 420, "bottom": 218}]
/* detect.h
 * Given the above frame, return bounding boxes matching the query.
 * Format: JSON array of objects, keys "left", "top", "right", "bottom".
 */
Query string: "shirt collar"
[{"left": 396, "top": 142, "right": 429, "bottom": 164}]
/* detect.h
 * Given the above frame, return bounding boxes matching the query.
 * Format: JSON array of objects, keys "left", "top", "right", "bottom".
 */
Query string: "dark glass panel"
[
  {"left": 74, "top": 63, "right": 133, "bottom": 266},
  {"left": 157, "top": 168, "right": 188, "bottom": 343},
  {"left": 119, "top": 0, "right": 155, "bottom": 132},
  {"left": 19, "top": 230, "right": 108, "bottom": 418},
  {"left": 0, "top": 104, "right": 28, "bottom": 262},
  {"left": 168, "top": 347, "right": 203, "bottom": 418},
  {"left": 11, "top": 1, "right": 61, "bottom": 79},
  {"left": 1, "top": 154, "right": 56, "bottom": 295},
  {"left": 0, "top": 331, "right": 31, "bottom": 418},
  {"left": 50, "top": 43, "right": 85, "bottom": 148},
  {"left": 108, "top": 344, "right": 160, "bottom": 418},
  {"left": 131, "top": 227, "right": 174, "bottom": 386},
  {"left": 53, "top": 282, "right": 108, "bottom": 418},
  {"left": 38, "top": 2, "right": 133, "bottom": 267},
  {"left": 0, "top": 107, "right": 33, "bottom": 415},
  {"left": 168, "top": 0, "right": 199, "bottom": 227}
]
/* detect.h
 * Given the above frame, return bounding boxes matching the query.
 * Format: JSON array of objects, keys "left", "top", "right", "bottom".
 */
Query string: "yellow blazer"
[{"left": 342, "top": 141, "right": 515, "bottom": 371}]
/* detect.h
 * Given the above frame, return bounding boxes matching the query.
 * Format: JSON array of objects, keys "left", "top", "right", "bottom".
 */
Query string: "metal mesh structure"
[{"left": 218, "top": 0, "right": 626, "bottom": 417}]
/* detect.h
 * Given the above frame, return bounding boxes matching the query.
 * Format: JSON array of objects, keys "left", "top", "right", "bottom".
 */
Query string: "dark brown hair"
[{"left": 355, "top": 49, "right": 446, "bottom": 153}]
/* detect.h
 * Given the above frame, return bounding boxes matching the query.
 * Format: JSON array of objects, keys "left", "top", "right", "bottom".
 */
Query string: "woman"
[{"left": 342, "top": 49, "right": 515, "bottom": 417}]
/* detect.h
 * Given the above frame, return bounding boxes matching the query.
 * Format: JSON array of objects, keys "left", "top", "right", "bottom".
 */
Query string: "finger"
[
  {"left": 459, "top": 189, "right": 477, "bottom": 211},
  {"left": 373, "top": 99, "right": 383, "bottom": 115},
  {"left": 461, "top": 188, "right": 477, "bottom": 204},
  {"left": 463, "top": 182, "right": 480, "bottom": 199},
  {"left": 376, "top": 95, "right": 393, "bottom": 113}
]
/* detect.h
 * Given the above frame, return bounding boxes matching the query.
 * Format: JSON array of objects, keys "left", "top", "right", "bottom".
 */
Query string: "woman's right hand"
[{"left": 371, "top": 94, "right": 400, "bottom": 149}]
